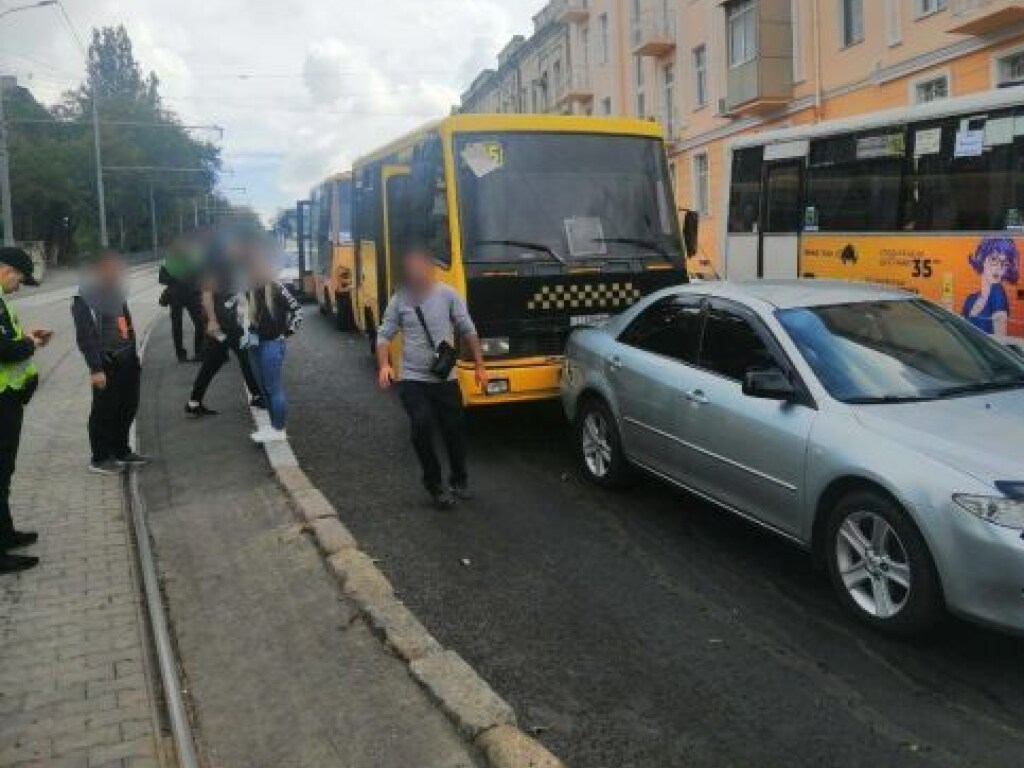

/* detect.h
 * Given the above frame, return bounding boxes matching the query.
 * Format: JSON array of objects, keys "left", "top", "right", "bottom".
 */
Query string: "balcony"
[
  {"left": 723, "top": 0, "right": 793, "bottom": 116},
  {"left": 556, "top": 67, "right": 593, "bottom": 105},
  {"left": 553, "top": 0, "right": 590, "bottom": 24},
  {"left": 949, "top": 0, "right": 1024, "bottom": 35},
  {"left": 632, "top": 12, "right": 676, "bottom": 57}
]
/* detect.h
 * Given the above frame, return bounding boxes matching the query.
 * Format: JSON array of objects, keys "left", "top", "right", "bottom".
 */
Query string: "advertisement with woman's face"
[{"left": 800, "top": 234, "right": 1024, "bottom": 339}]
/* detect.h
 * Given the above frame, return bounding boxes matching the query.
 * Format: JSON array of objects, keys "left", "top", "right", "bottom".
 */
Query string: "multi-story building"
[{"left": 460, "top": 0, "right": 1024, "bottom": 264}]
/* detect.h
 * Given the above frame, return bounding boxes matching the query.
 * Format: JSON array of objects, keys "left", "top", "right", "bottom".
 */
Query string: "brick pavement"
[{"left": 0, "top": 273, "right": 168, "bottom": 768}]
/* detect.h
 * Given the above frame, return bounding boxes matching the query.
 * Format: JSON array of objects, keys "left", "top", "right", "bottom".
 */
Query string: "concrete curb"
[{"left": 247, "top": 404, "right": 566, "bottom": 768}]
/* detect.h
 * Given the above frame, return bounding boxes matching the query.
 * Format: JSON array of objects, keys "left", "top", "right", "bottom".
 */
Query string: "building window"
[
  {"left": 635, "top": 56, "right": 644, "bottom": 88},
  {"left": 599, "top": 13, "right": 609, "bottom": 64},
  {"left": 601, "top": 96, "right": 612, "bottom": 115},
  {"left": 728, "top": 1, "right": 758, "bottom": 68},
  {"left": 913, "top": 73, "right": 949, "bottom": 104},
  {"left": 636, "top": 91, "right": 646, "bottom": 118},
  {"left": 840, "top": 0, "right": 864, "bottom": 48},
  {"left": 580, "top": 26, "right": 589, "bottom": 68},
  {"left": 885, "top": 0, "right": 902, "bottom": 47},
  {"left": 693, "top": 152, "right": 711, "bottom": 216},
  {"left": 693, "top": 45, "right": 708, "bottom": 108},
  {"left": 917, "top": 0, "right": 948, "bottom": 16},
  {"left": 997, "top": 51, "right": 1024, "bottom": 86},
  {"left": 662, "top": 63, "right": 675, "bottom": 138}
]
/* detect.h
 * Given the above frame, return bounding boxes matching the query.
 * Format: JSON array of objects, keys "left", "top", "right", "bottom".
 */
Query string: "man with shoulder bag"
[
  {"left": 376, "top": 246, "right": 488, "bottom": 509},
  {"left": 72, "top": 250, "right": 148, "bottom": 475}
]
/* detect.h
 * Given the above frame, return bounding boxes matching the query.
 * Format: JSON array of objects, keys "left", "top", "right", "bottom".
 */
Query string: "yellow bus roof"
[{"left": 353, "top": 113, "right": 666, "bottom": 168}]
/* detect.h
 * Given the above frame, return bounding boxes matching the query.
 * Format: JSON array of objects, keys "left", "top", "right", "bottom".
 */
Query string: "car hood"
[{"left": 853, "top": 388, "right": 1024, "bottom": 486}]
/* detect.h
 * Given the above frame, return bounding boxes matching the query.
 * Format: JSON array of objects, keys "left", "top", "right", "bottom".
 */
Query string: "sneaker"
[
  {"left": 250, "top": 395, "right": 267, "bottom": 410},
  {"left": 1, "top": 530, "right": 38, "bottom": 550},
  {"left": 0, "top": 552, "right": 39, "bottom": 574},
  {"left": 116, "top": 452, "right": 151, "bottom": 467},
  {"left": 185, "top": 402, "right": 219, "bottom": 418},
  {"left": 89, "top": 460, "right": 124, "bottom": 476},
  {"left": 430, "top": 489, "right": 456, "bottom": 510},
  {"left": 250, "top": 427, "right": 288, "bottom": 444},
  {"left": 451, "top": 484, "right": 473, "bottom": 501}
]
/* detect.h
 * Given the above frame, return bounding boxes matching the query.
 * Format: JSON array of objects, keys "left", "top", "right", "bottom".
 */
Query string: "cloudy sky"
[{"left": 0, "top": 0, "right": 541, "bottom": 221}]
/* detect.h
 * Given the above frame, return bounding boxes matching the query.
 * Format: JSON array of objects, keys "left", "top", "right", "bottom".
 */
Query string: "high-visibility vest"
[{"left": 0, "top": 288, "right": 38, "bottom": 393}]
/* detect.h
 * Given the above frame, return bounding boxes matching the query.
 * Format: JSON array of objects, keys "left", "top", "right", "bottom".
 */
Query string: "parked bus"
[
  {"left": 722, "top": 87, "right": 1024, "bottom": 339},
  {"left": 351, "top": 113, "right": 696, "bottom": 406},
  {"left": 309, "top": 172, "right": 356, "bottom": 328}
]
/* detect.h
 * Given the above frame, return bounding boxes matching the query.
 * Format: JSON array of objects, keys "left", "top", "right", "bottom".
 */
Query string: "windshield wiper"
[
  {"left": 472, "top": 239, "right": 566, "bottom": 265},
  {"left": 589, "top": 237, "right": 675, "bottom": 263},
  {"left": 933, "top": 378, "right": 1024, "bottom": 398},
  {"left": 844, "top": 395, "right": 937, "bottom": 404}
]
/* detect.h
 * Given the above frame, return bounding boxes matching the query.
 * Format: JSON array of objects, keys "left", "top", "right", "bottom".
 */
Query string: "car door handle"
[
  {"left": 606, "top": 355, "right": 623, "bottom": 372},
  {"left": 685, "top": 389, "right": 709, "bottom": 405}
]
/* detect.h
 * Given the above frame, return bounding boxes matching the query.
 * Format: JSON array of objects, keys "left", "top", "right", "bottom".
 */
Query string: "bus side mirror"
[{"left": 681, "top": 209, "right": 700, "bottom": 257}]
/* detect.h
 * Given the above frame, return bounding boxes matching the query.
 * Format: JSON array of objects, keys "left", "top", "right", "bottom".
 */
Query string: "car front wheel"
[
  {"left": 825, "top": 489, "right": 942, "bottom": 636},
  {"left": 574, "top": 398, "right": 630, "bottom": 488}
]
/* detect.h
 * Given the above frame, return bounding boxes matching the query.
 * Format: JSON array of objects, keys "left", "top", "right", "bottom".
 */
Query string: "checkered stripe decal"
[{"left": 527, "top": 282, "right": 642, "bottom": 311}]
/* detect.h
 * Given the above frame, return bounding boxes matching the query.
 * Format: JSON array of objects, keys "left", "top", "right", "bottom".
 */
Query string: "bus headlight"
[{"left": 480, "top": 337, "right": 511, "bottom": 357}]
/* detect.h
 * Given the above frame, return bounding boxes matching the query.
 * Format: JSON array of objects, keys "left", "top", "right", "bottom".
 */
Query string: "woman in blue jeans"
[{"left": 246, "top": 258, "right": 301, "bottom": 443}]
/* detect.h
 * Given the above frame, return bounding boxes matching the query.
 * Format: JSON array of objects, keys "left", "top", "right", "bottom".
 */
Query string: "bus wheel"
[{"left": 335, "top": 293, "right": 355, "bottom": 331}]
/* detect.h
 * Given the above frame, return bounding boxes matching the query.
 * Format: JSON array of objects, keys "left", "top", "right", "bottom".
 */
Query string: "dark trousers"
[
  {"left": 0, "top": 390, "right": 25, "bottom": 541},
  {"left": 190, "top": 333, "right": 259, "bottom": 404},
  {"left": 89, "top": 357, "right": 141, "bottom": 462},
  {"left": 398, "top": 380, "right": 467, "bottom": 494},
  {"left": 169, "top": 286, "right": 203, "bottom": 359}
]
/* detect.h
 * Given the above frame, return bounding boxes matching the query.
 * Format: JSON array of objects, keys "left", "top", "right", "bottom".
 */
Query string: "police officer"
[{"left": 0, "top": 247, "right": 51, "bottom": 573}]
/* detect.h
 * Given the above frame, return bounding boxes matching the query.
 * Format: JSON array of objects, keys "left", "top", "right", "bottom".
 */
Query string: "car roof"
[{"left": 672, "top": 279, "right": 914, "bottom": 310}]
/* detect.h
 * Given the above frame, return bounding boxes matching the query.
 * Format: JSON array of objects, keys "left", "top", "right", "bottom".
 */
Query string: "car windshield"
[
  {"left": 777, "top": 299, "right": 1024, "bottom": 403},
  {"left": 455, "top": 132, "right": 683, "bottom": 266}
]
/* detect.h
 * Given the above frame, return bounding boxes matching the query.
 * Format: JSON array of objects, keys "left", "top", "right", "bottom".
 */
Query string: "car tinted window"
[
  {"left": 620, "top": 296, "right": 703, "bottom": 363},
  {"left": 700, "top": 306, "right": 775, "bottom": 381}
]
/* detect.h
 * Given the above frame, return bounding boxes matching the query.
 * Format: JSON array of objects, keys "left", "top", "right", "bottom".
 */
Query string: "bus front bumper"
[{"left": 457, "top": 358, "right": 563, "bottom": 406}]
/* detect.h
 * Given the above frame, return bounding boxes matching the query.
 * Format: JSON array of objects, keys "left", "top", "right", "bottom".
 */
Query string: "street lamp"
[{"left": 0, "top": 1, "right": 58, "bottom": 246}]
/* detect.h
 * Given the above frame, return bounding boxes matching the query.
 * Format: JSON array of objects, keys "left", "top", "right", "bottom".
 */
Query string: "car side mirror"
[
  {"left": 681, "top": 209, "right": 700, "bottom": 257},
  {"left": 743, "top": 366, "right": 797, "bottom": 402}
]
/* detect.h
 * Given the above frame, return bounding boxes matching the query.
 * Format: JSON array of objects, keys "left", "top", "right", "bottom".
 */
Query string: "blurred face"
[
  {"left": 0, "top": 265, "right": 25, "bottom": 293},
  {"left": 95, "top": 255, "right": 126, "bottom": 286},
  {"left": 982, "top": 252, "right": 1009, "bottom": 285},
  {"left": 403, "top": 250, "right": 435, "bottom": 289}
]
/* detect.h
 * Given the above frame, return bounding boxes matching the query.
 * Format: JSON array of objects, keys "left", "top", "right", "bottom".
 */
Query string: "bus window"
[
  {"left": 728, "top": 147, "right": 763, "bottom": 233},
  {"left": 806, "top": 131, "right": 903, "bottom": 232},
  {"left": 408, "top": 135, "right": 451, "bottom": 266},
  {"left": 903, "top": 108, "right": 1024, "bottom": 232}
]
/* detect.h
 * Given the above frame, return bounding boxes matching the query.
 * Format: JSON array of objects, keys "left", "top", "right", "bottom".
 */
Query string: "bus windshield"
[{"left": 455, "top": 132, "right": 682, "bottom": 266}]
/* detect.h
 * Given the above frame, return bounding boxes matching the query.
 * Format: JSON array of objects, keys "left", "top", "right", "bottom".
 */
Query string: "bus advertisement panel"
[{"left": 801, "top": 234, "right": 1023, "bottom": 338}]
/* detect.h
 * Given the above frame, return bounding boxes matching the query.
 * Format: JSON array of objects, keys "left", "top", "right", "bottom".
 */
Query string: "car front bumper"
[{"left": 939, "top": 502, "right": 1024, "bottom": 634}]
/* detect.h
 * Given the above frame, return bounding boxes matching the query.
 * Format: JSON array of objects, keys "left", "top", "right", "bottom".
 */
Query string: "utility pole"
[
  {"left": 91, "top": 85, "right": 107, "bottom": 247},
  {"left": 193, "top": 199, "right": 199, "bottom": 229},
  {"left": 0, "top": 75, "right": 14, "bottom": 246},
  {"left": 149, "top": 183, "right": 158, "bottom": 259}
]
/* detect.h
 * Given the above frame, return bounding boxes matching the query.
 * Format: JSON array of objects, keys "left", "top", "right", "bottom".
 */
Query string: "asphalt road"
[{"left": 286, "top": 309, "right": 1024, "bottom": 768}]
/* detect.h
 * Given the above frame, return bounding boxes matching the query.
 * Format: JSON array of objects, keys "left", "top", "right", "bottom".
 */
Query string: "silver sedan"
[{"left": 560, "top": 280, "right": 1024, "bottom": 636}]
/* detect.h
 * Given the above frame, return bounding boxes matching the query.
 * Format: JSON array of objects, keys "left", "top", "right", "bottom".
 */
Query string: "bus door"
[
  {"left": 382, "top": 165, "right": 411, "bottom": 296},
  {"left": 758, "top": 142, "right": 807, "bottom": 279}
]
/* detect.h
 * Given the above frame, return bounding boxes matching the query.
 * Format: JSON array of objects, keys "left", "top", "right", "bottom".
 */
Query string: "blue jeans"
[{"left": 251, "top": 338, "right": 287, "bottom": 430}]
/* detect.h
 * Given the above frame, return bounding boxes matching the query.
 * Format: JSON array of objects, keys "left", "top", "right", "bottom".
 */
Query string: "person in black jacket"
[
  {"left": 159, "top": 234, "right": 204, "bottom": 363},
  {"left": 0, "top": 247, "right": 50, "bottom": 574},
  {"left": 245, "top": 254, "right": 301, "bottom": 443},
  {"left": 72, "top": 250, "right": 148, "bottom": 475}
]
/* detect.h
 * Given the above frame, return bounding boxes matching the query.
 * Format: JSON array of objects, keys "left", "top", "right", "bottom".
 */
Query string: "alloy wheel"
[
  {"left": 835, "top": 510, "right": 912, "bottom": 620},
  {"left": 581, "top": 410, "right": 613, "bottom": 479}
]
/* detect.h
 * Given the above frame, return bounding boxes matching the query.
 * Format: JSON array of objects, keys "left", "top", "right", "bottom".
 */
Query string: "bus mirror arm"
[{"left": 679, "top": 208, "right": 700, "bottom": 258}]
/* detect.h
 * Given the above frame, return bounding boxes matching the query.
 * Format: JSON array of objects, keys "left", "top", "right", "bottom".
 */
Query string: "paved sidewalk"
[
  {"left": 0, "top": 272, "right": 167, "bottom": 768},
  {"left": 136, "top": 319, "right": 479, "bottom": 768}
]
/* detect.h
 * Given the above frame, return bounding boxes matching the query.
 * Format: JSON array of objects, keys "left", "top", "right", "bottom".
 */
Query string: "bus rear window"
[{"left": 728, "top": 147, "right": 763, "bottom": 233}]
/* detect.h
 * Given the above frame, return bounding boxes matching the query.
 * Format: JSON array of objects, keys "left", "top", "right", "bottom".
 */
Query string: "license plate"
[{"left": 570, "top": 313, "right": 611, "bottom": 328}]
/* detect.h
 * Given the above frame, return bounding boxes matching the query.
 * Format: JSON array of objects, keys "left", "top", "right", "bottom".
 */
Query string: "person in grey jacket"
[
  {"left": 376, "top": 247, "right": 488, "bottom": 509},
  {"left": 72, "top": 251, "right": 148, "bottom": 475}
]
